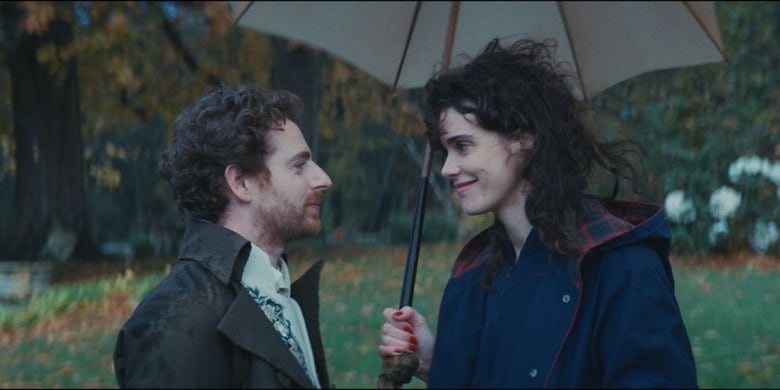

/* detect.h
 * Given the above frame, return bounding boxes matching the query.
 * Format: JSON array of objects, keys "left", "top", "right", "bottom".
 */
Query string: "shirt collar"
[{"left": 241, "top": 242, "right": 291, "bottom": 296}]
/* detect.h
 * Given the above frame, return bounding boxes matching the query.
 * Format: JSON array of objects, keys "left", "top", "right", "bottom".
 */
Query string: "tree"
[
  {"left": 1, "top": 2, "right": 89, "bottom": 261},
  {"left": 270, "top": 38, "right": 324, "bottom": 159},
  {"left": 0, "top": 0, "right": 461, "bottom": 260},
  {"left": 0, "top": 1, "right": 239, "bottom": 261}
]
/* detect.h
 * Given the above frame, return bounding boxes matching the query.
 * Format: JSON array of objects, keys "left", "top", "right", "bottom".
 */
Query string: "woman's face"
[{"left": 438, "top": 108, "right": 532, "bottom": 220}]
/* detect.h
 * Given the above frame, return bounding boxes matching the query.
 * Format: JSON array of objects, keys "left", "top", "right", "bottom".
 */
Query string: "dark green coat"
[{"left": 113, "top": 219, "right": 331, "bottom": 388}]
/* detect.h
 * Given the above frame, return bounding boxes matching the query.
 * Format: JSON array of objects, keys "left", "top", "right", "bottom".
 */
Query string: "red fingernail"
[
  {"left": 394, "top": 311, "right": 403, "bottom": 317},
  {"left": 404, "top": 325, "right": 413, "bottom": 333},
  {"left": 394, "top": 347, "right": 404, "bottom": 354},
  {"left": 408, "top": 344, "right": 417, "bottom": 351},
  {"left": 409, "top": 336, "right": 417, "bottom": 344}
]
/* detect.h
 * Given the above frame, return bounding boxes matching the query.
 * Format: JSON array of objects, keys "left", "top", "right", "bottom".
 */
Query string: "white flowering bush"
[
  {"left": 664, "top": 155, "right": 780, "bottom": 255},
  {"left": 728, "top": 156, "right": 780, "bottom": 185},
  {"left": 708, "top": 186, "right": 742, "bottom": 220},
  {"left": 665, "top": 190, "right": 696, "bottom": 223},
  {"left": 750, "top": 220, "right": 779, "bottom": 254},
  {"left": 708, "top": 220, "right": 730, "bottom": 246},
  {"left": 706, "top": 186, "right": 742, "bottom": 248}
]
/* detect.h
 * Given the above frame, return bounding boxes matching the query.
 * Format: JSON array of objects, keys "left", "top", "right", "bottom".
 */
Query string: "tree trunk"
[
  {"left": 368, "top": 141, "right": 398, "bottom": 231},
  {"left": 270, "top": 37, "right": 324, "bottom": 160},
  {"left": 3, "top": 3, "right": 94, "bottom": 261}
]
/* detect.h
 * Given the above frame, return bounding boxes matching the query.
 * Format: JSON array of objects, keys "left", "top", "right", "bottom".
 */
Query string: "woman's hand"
[{"left": 378, "top": 306, "right": 435, "bottom": 382}]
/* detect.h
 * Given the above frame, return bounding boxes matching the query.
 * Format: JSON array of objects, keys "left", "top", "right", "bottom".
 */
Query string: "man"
[{"left": 113, "top": 85, "right": 333, "bottom": 388}]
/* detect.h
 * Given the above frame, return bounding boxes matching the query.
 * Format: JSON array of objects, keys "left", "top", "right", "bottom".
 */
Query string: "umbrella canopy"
[{"left": 229, "top": 1, "right": 725, "bottom": 100}]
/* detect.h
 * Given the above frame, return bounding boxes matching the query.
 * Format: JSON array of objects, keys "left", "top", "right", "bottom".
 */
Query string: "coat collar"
[
  {"left": 574, "top": 198, "right": 669, "bottom": 258},
  {"left": 178, "top": 218, "right": 251, "bottom": 285},
  {"left": 451, "top": 198, "right": 669, "bottom": 278}
]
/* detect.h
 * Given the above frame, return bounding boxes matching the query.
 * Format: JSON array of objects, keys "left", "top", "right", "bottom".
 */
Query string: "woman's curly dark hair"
[
  {"left": 424, "top": 38, "right": 642, "bottom": 284},
  {"left": 159, "top": 84, "right": 304, "bottom": 222}
]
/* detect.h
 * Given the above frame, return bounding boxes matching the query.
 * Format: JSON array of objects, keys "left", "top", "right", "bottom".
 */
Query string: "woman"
[{"left": 378, "top": 38, "right": 698, "bottom": 388}]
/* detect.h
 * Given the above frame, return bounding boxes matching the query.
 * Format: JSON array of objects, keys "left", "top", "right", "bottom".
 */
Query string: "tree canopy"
[{"left": 0, "top": 1, "right": 777, "bottom": 261}]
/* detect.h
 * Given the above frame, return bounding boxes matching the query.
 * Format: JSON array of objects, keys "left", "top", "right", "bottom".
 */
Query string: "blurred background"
[
  {"left": 0, "top": 1, "right": 778, "bottom": 388},
  {"left": 0, "top": 1, "right": 777, "bottom": 262}
]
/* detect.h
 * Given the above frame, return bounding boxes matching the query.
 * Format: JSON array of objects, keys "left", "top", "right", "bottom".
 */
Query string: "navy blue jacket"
[{"left": 428, "top": 199, "right": 697, "bottom": 388}]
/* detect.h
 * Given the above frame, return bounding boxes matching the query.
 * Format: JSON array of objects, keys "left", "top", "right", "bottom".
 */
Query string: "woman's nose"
[{"left": 440, "top": 155, "right": 459, "bottom": 178}]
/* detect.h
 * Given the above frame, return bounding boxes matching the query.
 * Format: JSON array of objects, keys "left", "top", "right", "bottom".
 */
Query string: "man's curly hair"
[{"left": 159, "top": 85, "right": 304, "bottom": 222}]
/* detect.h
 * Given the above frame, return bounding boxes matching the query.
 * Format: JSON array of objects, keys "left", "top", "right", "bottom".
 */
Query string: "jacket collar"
[
  {"left": 179, "top": 219, "right": 330, "bottom": 387},
  {"left": 451, "top": 198, "right": 669, "bottom": 278},
  {"left": 574, "top": 198, "right": 669, "bottom": 258},
  {"left": 178, "top": 218, "right": 251, "bottom": 285}
]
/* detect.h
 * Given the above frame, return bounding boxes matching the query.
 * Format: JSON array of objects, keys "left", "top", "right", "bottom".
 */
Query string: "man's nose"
[{"left": 312, "top": 163, "right": 332, "bottom": 191}]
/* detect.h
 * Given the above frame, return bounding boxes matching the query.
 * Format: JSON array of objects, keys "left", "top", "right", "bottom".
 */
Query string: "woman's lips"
[{"left": 454, "top": 180, "right": 476, "bottom": 194}]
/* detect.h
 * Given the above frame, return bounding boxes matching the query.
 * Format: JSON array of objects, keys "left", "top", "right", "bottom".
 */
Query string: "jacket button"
[
  {"left": 529, "top": 368, "right": 538, "bottom": 377},
  {"left": 562, "top": 294, "right": 571, "bottom": 303}
]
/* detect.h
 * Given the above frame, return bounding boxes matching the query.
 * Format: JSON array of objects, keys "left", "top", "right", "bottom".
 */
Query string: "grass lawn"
[{"left": 1, "top": 243, "right": 778, "bottom": 388}]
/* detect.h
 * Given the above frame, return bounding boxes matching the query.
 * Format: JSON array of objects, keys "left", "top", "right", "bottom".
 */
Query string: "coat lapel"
[
  {"left": 291, "top": 259, "right": 330, "bottom": 387},
  {"left": 217, "top": 288, "right": 314, "bottom": 388}
]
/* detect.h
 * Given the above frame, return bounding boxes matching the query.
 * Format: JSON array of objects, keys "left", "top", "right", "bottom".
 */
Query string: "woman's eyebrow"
[{"left": 443, "top": 134, "right": 473, "bottom": 145}]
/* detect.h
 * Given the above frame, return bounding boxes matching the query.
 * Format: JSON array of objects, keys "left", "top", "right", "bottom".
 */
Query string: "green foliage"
[
  {"left": 0, "top": 269, "right": 161, "bottom": 329},
  {"left": 1, "top": 1, "right": 778, "bottom": 261},
  {"left": 590, "top": 1, "right": 780, "bottom": 256},
  {"left": 2, "top": 332, "right": 118, "bottom": 387},
  {"left": 0, "top": 2, "right": 442, "bottom": 257},
  {"left": 317, "top": 58, "right": 429, "bottom": 236},
  {"left": 385, "top": 211, "right": 459, "bottom": 245}
]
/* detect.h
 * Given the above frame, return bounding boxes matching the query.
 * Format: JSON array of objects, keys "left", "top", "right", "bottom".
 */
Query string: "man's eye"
[{"left": 456, "top": 142, "right": 470, "bottom": 152}]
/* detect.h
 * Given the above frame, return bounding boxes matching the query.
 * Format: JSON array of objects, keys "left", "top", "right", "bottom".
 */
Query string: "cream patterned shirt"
[{"left": 241, "top": 243, "right": 320, "bottom": 388}]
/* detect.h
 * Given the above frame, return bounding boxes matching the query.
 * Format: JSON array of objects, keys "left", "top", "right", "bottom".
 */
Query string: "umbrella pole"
[
  {"left": 377, "top": 2, "right": 460, "bottom": 389},
  {"left": 399, "top": 1, "right": 460, "bottom": 308},
  {"left": 398, "top": 143, "right": 431, "bottom": 308},
  {"left": 399, "top": 0, "right": 459, "bottom": 310}
]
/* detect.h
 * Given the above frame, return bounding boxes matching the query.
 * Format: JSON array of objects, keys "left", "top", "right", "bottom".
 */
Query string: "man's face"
[{"left": 252, "top": 120, "right": 332, "bottom": 244}]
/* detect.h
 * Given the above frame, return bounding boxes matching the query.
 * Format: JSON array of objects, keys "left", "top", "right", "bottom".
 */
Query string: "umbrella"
[
  {"left": 230, "top": 1, "right": 725, "bottom": 99},
  {"left": 228, "top": 1, "right": 726, "bottom": 386}
]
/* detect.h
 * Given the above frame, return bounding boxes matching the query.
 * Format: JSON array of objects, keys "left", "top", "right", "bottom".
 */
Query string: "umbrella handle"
[{"left": 376, "top": 352, "right": 420, "bottom": 389}]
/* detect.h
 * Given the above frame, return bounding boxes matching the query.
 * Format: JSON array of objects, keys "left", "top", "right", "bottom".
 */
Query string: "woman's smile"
[{"left": 454, "top": 179, "right": 477, "bottom": 195}]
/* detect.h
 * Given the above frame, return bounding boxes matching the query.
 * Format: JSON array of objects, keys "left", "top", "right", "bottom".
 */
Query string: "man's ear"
[{"left": 224, "top": 164, "right": 253, "bottom": 203}]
